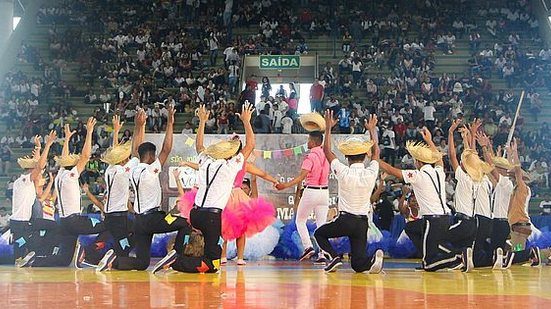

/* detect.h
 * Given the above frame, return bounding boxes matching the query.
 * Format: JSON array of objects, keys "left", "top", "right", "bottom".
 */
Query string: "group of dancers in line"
[{"left": 7, "top": 100, "right": 549, "bottom": 274}]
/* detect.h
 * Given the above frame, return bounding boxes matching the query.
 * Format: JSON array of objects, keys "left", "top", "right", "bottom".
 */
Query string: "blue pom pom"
[{"left": 150, "top": 232, "right": 175, "bottom": 257}]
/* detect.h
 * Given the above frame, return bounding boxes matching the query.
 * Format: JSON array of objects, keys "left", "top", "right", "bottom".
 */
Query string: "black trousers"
[
  {"left": 103, "top": 212, "right": 134, "bottom": 258},
  {"left": 447, "top": 215, "right": 477, "bottom": 253},
  {"left": 32, "top": 215, "right": 106, "bottom": 267},
  {"left": 491, "top": 219, "right": 511, "bottom": 252},
  {"left": 422, "top": 216, "right": 461, "bottom": 271},
  {"left": 404, "top": 219, "right": 423, "bottom": 257},
  {"left": 172, "top": 208, "right": 222, "bottom": 273},
  {"left": 10, "top": 219, "right": 33, "bottom": 260},
  {"left": 114, "top": 211, "right": 191, "bottom": 271},
  {"left": 473, "top": 215, "right": 494, "bottom": 267},
  {"left": 313, "top": 212, "right": 376, "bottom": 272},
  {"left": 30, "top": 218, "right": 60, "bottom": 257}
]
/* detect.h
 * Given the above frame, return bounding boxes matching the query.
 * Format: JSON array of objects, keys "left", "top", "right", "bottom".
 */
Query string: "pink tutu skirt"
[{"left": 178, "top": 188, "right": 275, "bottom": 240}]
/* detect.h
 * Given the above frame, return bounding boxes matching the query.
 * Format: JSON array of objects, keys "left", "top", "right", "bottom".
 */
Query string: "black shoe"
[
  {"left": 324, "top": 257, "right": 343, "bottom": 272},
  {"left": 152, "top": 249, "right": 177, "bottom": 274},
  {"left": 530, "top": 247, "right": 541, "bottom": 267},
  {"left": 96, "top": 249, "right": 116, "bottom": 272},
  {"left": 299, "top": 247, "right": 315, "bottom": 261},
  {"left": 503, "top": 251, "right": 515, "bottom": 269},
  {"left": 314, "top": 257, "right": 327, "bottom": 265}
]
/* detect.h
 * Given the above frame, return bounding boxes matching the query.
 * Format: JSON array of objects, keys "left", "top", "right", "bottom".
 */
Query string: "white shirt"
[
  {"left": 382, "top": 129, "right": 396, "bottom": 149},
  {"left": 281, "top": 117, "right": 293, "bottom": 134},
  {"left": 331, "top": 160, "right": 379, "bottom": 216},
  {"left": 475, "top": 176, "right": 493, "bottom": 218},
  {"left": 492, "top": 175, "right": 514, "bottom": 219},
  {"left": 56, "top": 167, "right": 82, "bottom": 217},
  {"left": 194, "top": 153, "right": 244, "bottom": 209},
  {"left": 453, "top": 167, "right": 478, "bottom": 217},
  {"left": 423, "top": 105, "right": 436, "bottom": 121},
  {"left": 403, "top": 165, "right": 449, "bottom": 216},
  {"left": 130, "top": 159, "right": 163, "bottom": 214},
  {"left": 10, "top": 174, "right": 37, "bottom": 221},
  {"left": 104, "top": 158, "right": 139, "bottom": 213}
]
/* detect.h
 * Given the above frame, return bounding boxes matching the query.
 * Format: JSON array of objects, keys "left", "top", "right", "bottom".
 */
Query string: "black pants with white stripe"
[
  {"left": 422, "top": 216, "right": 461, "bottom": 271},
  {"left": 114, "top": 211, "right": 191, "bottom": 271},
  {"left": 473, "top": 215, "right": 494, "bottom": 267},
  {"left": 404, "top": 219, "right": 423, "bottom": 257},
  {"left": 447, "top": 215, "right": 477, "bottom": 253},
  {"left": 491, "top": 219, "right": 510, "bottom": 252},
  {"left": 314, "top": 212, "right": 376, "bottom": 272},
  {"left": 172, "top": 208, "right": 222, "bottom": 273},
  {"left": 103, "top": 212, "right": 134, "bottom": 258},
  {"left": 32, "top": 215, "right": 107, "bottom": 267},
  {"left": 10, "top": 219, "right": 33, "bottom": 261},
  {"left": 30, "top": 218, "right": 60, "bottom": 257}
]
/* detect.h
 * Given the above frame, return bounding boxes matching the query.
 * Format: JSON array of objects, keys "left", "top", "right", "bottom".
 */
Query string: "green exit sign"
[{"left": 259, "top": 55, "right": 301, "bottom": 69}]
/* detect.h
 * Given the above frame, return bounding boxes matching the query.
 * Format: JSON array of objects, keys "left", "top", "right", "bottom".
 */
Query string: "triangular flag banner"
[
  {"left": 90, "top": 217, "right": 100, "bottom": 227},
  {"left": 263, "top": 150, "right": 272, "bottom": 159},
  {"left": 15, "top": 237, "right": 26, "bottom": 248},
  {"left": 185, "top": 137, "right": 194, "bottom": 147},
  {"left": 273, "top": 150, "right": 282, "bottom": 159},
  {"left": 39, "top": 230, "right": 46, "bottom": 237},
  {"left": 164, "top": 214, "right": 177, "bottom": 225},
  {"left": 284, "top": 149, "right": 292, "bottom": 157},
  {"left": 293, "top": 146, "right": 303, "bottom": 155},
  {"left": 119, "top": 238, "right": 130, "bottom": 250},
  {"left": 218, "top": 236, "right": 224, "bottom": 246},
  {"left": 302, "top": 144, "right": 308, "bottom": 152},
  {"left": 183, "top": 234, "right": 190, "bottom": 245},
  {"left": 53, "top": 246, "right": 60, "bottom": 255}
]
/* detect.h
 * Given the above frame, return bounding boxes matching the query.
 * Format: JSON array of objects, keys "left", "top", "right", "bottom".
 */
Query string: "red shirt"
[
  {"left": 394, "top": 123, "right": 407, "bottom": 136},
  {"left": 310, "top": 84, "right": 324, "bottom": 101}
]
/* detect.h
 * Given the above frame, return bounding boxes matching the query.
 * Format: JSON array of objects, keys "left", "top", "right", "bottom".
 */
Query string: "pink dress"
[{"left": 179, "top": 163, "right": 275, "bottom": 240}]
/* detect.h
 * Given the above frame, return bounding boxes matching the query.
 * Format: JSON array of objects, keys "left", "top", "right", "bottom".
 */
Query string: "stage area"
[{"left": 1, "top": 260, "right": 550, "bottom": 308}]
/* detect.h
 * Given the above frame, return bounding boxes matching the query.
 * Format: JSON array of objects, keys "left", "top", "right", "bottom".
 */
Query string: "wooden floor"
[{"left": 0, "top": 260, "right": 550, "bottom": 308}]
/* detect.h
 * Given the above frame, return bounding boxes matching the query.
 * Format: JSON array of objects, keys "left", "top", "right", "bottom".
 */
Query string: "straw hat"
[
  {"left": 204, "top": 140, "right": 241, "bottom": 159},
  {"left": 492, "top": 156, "right": 515, "bottom": 171},
  {"left": 17, "top": 156, "right": 38, "bottom": 169},
  {"left": 337, "top": 138, "right": 374, "bottom": 156},
  {"left": 461, "top": 149, "right": 493, "bottom": 182},
  {"left": 299, "top": 113, "right": 326, "bottom": 132},
  {"left": 54, "top": 154, "right": 81, "bottom": 167},
  {"left": 405, "top": 141, "right": 443, "bottom": 164},
  {"left": 101, "top": 141, "right": 132, "bottom": 165}
]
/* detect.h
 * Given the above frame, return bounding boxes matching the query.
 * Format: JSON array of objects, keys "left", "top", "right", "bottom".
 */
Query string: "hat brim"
[
  {"left": 55, "top": 154, "right": 81, "bottom": 167},
  {"left": 299, "top": 113, "right": 326, "bottom": 132},
  {"left": 101, "top": 141, "right": 132, "bottom": 165},
  {"left": 337, "top": 140, "right": 374, "bottom": 156},
  {"left": 17, "top": 157, "right": 38, "bottom": 169},
  {"left": 204, "top": 140, "right": 241, "bottom": 159},
  {"left": 405, "top": 141, "right": 443, "bottom": 164}
]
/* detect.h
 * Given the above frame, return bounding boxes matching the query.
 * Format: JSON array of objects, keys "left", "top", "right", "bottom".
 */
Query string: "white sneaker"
[
  {"left": 16, "top": 251, "right": 35, "bottom": 268},
  {"left": 96, "top": 249, "right": 116, "bottom": 272},
  {"left": 492, "top": 248, "right": 504, "bottom": 270},
  {"left": 152, "top": 249, "right": 177, "bottom": 274},
  {"left": 368, "top": 249, "right": 384, "bottom": 274},
  {"left": 462, "top": 247, "right": 474, "bottom": 273}
]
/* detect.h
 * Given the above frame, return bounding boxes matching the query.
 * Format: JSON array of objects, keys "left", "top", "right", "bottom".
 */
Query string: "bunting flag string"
[{"left": 180, "top": 134, "right": 308, "bottom": 161}]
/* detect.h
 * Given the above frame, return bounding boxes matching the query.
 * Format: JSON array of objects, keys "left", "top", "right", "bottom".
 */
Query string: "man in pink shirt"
[{"left": 276, "top": 131, "right": 330, "bottom": 262}]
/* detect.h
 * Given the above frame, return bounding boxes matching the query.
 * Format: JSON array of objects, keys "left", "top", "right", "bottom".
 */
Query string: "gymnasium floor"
[{"left": 1, "top": 260, "right": 550, "bottom": 308}]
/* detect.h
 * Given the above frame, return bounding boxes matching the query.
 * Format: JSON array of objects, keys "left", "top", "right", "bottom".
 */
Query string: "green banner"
[{"left": 259, "top": 55, "right": 301, "bottom": 69}]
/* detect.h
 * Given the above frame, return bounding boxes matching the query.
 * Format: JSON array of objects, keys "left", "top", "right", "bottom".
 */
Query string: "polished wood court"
[{"left": 1, "top": 261, "right": 550, "bottom": 308}]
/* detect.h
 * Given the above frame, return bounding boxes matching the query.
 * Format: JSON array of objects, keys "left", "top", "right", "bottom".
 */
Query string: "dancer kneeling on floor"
[
  {"left": 378, "top": 127, "right": 473, "bottom": 272},
  {"left": 313, "top": 110, "right": 384, "bottom": 273},
  {"left": 153, "top": 102, "right": 256, "bottom": 273}
]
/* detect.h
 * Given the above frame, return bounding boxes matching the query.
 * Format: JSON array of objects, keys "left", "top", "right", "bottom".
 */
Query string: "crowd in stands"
[{"left": 1, "top": 0, "right": 551, "bottom": 213}]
